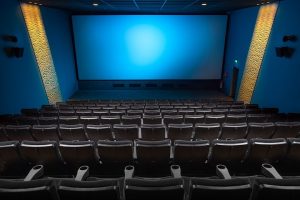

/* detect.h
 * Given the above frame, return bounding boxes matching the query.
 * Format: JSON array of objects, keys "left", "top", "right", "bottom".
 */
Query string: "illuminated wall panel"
[
  {"left": 21, "top": 4, "right": 62, "bottom": 104},
  {"left": 238, "top": 3, "right": 278, "bottom": 103}
]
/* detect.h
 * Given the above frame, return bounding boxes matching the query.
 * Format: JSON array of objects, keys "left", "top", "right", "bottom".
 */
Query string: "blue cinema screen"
[{"left": 72, "top": 15, "right": 227, "bottom": 80}]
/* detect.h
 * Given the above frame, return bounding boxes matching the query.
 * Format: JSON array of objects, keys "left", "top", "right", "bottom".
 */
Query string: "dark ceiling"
[{"left": 20, "top": 0, "right": 279, "bottom": 14}]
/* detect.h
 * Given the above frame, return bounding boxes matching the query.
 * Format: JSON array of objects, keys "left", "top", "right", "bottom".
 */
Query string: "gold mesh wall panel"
[
  {"left": 21, "top": 4, "right": 62, "bottom": 104},
  {"left": 238, "top": 3, "right": 278, "bottom": 103}
]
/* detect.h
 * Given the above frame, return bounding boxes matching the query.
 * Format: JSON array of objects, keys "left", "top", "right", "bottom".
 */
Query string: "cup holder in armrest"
[
  {"left": 216, "top": 164, "right": 231, "bottom": 180},
  {"left": 75, "top": 165, "right": 90, "bottom": 181},
  {"left": 171, "top": 165, "right": 181, "bottom": 178},
  {"left": 261, "top": 163, "right": 282, "bottom": 179},
  {"left": 125, "top": 165, "right": 135, "bottom": 179},
  {"left": 24, "top": 165, "right": 44, "bottom": 181}
]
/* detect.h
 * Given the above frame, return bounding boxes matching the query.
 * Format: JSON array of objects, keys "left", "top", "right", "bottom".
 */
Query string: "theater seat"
[
  {"left": 210, "top": 139, "right": 248, "bottom": 168},
  {"left": 0, "top": 141, "right": 27, "bottom": 176},
  {"left": 205, "top": 114, "right": 226, "bottom": 124},
  {"left": 113, "top": 124, "right": 139, "bottom": 140},
  {"left": 100, "top": 115, "right": 121, "bottom": 125},
  {"left": 125, "top": 178, "right": 184, "bottom": 200},
  {"left": 246, "top": 138, "right": 288, "bottom": 167},
  {"left": 86, "top": 124, "right": 113, "bottom": 141},
  {"left": 20, "top": 140, "right": 62, "bottom": 173},
  {"left": 79, "top": 116, "right": 100, "bottom": 125},
  {"left": 0, "top": 179, "right": 59, "bottom": 200},
  {"left": 220, "top": 122, "right": 248, "bottom": 139},
  {"left": 143, "top": 115, "right": 162, "bottom": 125},
  {"left": 194, "top": 123, "right": 221, "bottom": 141},
  {"left": 97, "top": 140, "right": 133, "bottom": 167},
  {"left": 121, "top": 115, "right": 141, "bottom": 125},
  {"left": 190, "top": 178, "right": 252, "bottom": 200},
  {"left": 59, "top": 140, "right": 99, "bottom": 172},
  {"left": 59, "top": 124, "right": 87, "bottom": 141},
  {"left": 38, "top": 117, "right": 58, "bottom": 125},
  {"left": 163, "top": 115, "right": 184, "bottom": 126},
  {"left": 58, "top": 116, "right": 80, "bottom": 125},
  {"left": 135, "top": 139, "right": 171, "bottom": 166},
  {"left": 58, "top": 179, "right": 120, "bottom": 200},
  {"left": 184, "top": 114, "right": 205, "bottom": 125},
  {"left": 140, "top": 124, "right": 166, "bottom": 140},
  {"left": 253, "top": 178, "right": 300, "bottom": 200},
  {"left": 167, "top": 123, "right": 193, "bottom": 141},
  {"left": 32, "top": 125, "right": 60, "bottom": 141},
  {"left": 247, "top": 122, "right": 275, "bottom": 139},
  {"left": 273, "top": 122, "right": 300, "bottom": 138},
  {"left": 5, "top": 125, "right": 33, "bottom": 141},
  {"left": 226, "top": 114, "right": 247, "bottom": 123}
]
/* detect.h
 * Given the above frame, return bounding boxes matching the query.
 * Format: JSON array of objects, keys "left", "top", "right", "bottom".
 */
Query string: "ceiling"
[{"left": 21, "top": 0, "right": 279, "bottom": 14}]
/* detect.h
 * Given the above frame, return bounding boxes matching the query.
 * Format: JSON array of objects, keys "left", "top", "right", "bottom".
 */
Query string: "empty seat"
[
  {"left": 143, "top": 115, "right": 162, "bottom": 125},
  {"left": 253, "top": 178, "right": 300, "bottom": 200},
  {"left": 38, "top": 117, "right": 58, "bottom": 125},
  {"left": 122, "top": 115, "right": 141, "bottom": 125},
  {"left": 59, "top": 116, "right": 80, "bottom": 125},
  {"left": 247, "top": 138, "right": 288, "bottom": 166},
  {"left": 21, "top": 108, "right": 40, "bottom": 117},
  {"left": 140, "top": 124, "right": 166, "bottom": 140},
  {"left": 125, "top": 177, "right": 184, "bottom": 200},
  {"left": 220, "top": 123, "right": 248, "bottom": 139},
  {"left": 109, "top": 109, "right": 126, "bottom": 116},
  {"left": 173, "top": 140, "right": 209, "bottom": 166},
  {"left": 178, "top": 109, "right": 194, "bottom": 115},
  {"left": 41, "top": 111, "right": 59, "bottom": 117},
  {"left": 59, "top": 124, "right": 87, "bottom": 141},
  {"left": 32, "top": 125, "right": 60, "bottom": 141},
  {"left": 59, "top": 140, "right": 99, "bottom": 171},
  {"left": 144, "top": 110, "right": 160, "bottom": 116},
  {"left": 212, "top": 108, "right": 229, "bottom": 115},
  {"left": 97, "top": 140, "right": 133, "bottom": 166},
  {"left": 5, "top": 125, "right": 33, "bottom": 141},
  {"left": 190, "top": 178, "right": 252, "bottom": 200},
  {"left": 247, "top": 122, "right": 275, "bottom": 139},
  {"left": 92, "top": 110, "right": 109, "bottom": 116},
  {"left": 0, "top": 126, "right": 8, "bottom": 141},
  {"left": 168, "top": 123, "right": 193, "bottom": 141},
  {"left": 194, "top": 123, "right": 221, "bottom": 141},
  {"left": 273, "top": 122, "right": 300, "bottom": 138},
  {"left": 20, "top": 140, "right": 62, "bottom": 170},
  {"left": 79, "top": 116, "right": 99, "bottom": 125},
  {"left": 164, "top": 115, "right": 184, "bottom": 126},
  {"left": 127, "top": 110, "right": 143, "bottom": 116},
  {"left": 113, "top": 124, "right": 139, "bottom": 140},
  {"left": 229, "top": 108, "right": 245, "bottom": 114},
  {"left": 226, "top": 114, "right": 247, "bottom": 123},
  {"left": 0, "top": 179, "right": 59, "bottom": 200},
  {"left": 59, "top": 110, "right": 76, "bottom": 116},
  {"left": 58, "top": 179, "right": 119, "bottom": 200},
  {"left": 161, "top": 109, "right": 177, "bottom": 116},
  {"left": 184, "top": 114, "right": 205, "bottom": 125},
  {"left": 135, "top": 139, "right": 171, "bottom": 166},
  {"left": 195, "top": 108, "right": 212, "bottom": 115},
  {"left": 210, "top": 139, "right": 248, "bottom": 167},
  {"left": 85, "top": 124, "right": 113, "bottom": 141},
  {"left": 100, "top": 115, "right": 121, "bottom": 125},
  {"left": 205, "top": 114, "right": 226, "bottom": 124},
  {"left": 247, "top": 114, "right": 267, "bottom": 123},
  {"left": 17, "top": 116, "right": 39, "bottom": 125},
  {"left": 0, "top": 141, "right": 26, "bottom": 176}
]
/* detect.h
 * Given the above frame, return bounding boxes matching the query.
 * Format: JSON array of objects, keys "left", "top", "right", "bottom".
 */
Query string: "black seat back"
[
  {"left": 86, "top": 124, "right": 112, "bottom": 141},
  {"left": 113, "top": 124, "right": 139, "bottom": 141}
]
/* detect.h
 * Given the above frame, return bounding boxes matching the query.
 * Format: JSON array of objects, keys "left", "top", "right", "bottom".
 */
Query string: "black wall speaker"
[
  {"left": 283, "top": 35, "right": 297, "bottom": 42},
  {"left": 4, "top": 47, "right": 24, "bottom": 58},
  {"left": 2, "top": 35, "right": 18, "bottom": 42},
  {"left": 14, "top": 47, "right": 24, "bottom": 58},
  {"left": 276, "top": 47, "right": 295, "bottom": 58}
]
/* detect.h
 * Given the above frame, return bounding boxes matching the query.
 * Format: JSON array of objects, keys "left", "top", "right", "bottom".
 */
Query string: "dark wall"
[
  {"left": 0, "top": 0, "right": 48, "bottom": 114},
  {"left": 225, "top": 0, "right": 300, "bottom": 113}
]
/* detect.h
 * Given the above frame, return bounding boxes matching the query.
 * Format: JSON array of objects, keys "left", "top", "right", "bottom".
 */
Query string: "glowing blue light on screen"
[{"left": 126, "top": 25, "right": 166, "bottom": 66}]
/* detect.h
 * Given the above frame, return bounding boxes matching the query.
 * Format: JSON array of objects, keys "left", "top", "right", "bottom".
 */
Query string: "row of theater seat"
[
  {"left": 1, "top": 163, "right": 300, "bottom": 200},
  {"left": 1, "top": 138, "right": 300, "bottom": 176},
  {"left": 1, "top": 113, "right": 297, "bottom": 126},
  {"left": 1, "top": 122, "right": 300, "bottom": 141}
]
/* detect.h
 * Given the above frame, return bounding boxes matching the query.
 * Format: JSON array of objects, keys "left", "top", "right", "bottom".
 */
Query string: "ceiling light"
[
  {"left": 29, "top": 1, "right": 32, "bottom": 3},
  {"left": 92, "top": 3, "right": 99, "bottom": 6},
  {"left": 201, "top": 2, "right": 207, "bottom": 6},
  {"left": 39, "top": 3, "right": 42, "bottom": 6},
  {"left": 33, "top": 2, "right": 38, "bottom": 4}
]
